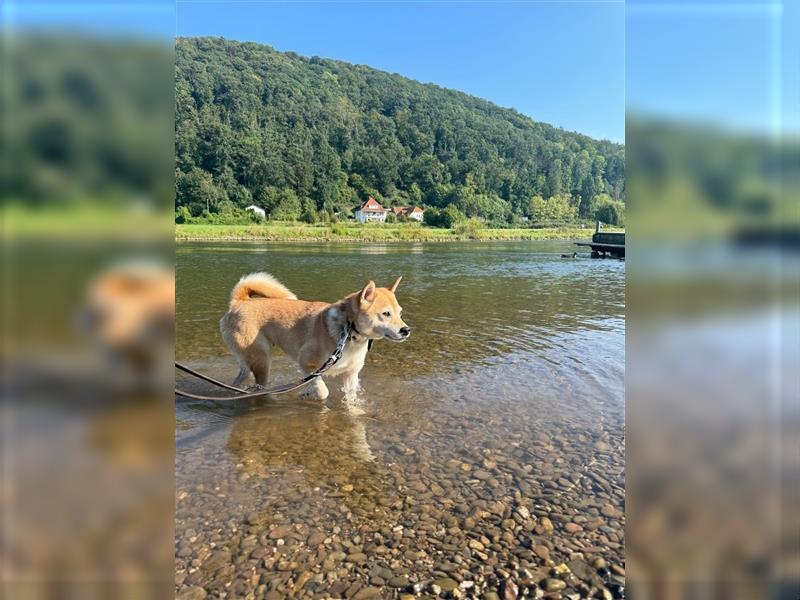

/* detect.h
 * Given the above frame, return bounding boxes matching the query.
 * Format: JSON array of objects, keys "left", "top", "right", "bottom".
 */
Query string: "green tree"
[
  {"left": 300, "top": 197, "right": 319, "bottom": 223},
  {"left": 175, "top": 205, "right": 192, "bottom": 224},
  {"left": 441, "top": 204, "right": 466, "bottom": 228},
  {"left": 174, "top": 37, "right": 625, "bottom": 222},
  {"left": 177, "top": 167, "right": 220, "bottom": 212},
  {"left": 593, "top": 193, "right": 625, "bottom": 226},
  {"left": 273, "top": 189, "right": 301, "bottom": 220}
]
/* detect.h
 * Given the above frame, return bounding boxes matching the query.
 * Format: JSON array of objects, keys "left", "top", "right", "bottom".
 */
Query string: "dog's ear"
[
  {"left": 360, "top": 280, "right": 376, "bottom": 304},
  {"left": 389, "top": 276, "right": 402, "bottom": 293}
]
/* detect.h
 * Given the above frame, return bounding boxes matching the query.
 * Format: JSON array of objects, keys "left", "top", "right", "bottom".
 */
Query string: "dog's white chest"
[{"left": 327, "top": 339, "right": 369, "bottom": 376}]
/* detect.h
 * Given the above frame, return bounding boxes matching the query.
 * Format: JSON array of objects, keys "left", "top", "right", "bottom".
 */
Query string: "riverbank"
[{"left": 176, "top": 223, "right": 613, "bottom": 242}]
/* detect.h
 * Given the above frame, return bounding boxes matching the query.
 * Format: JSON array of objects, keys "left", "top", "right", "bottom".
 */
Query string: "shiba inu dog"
[
  {"left": 220, "top": 273, "right": 410, "bottom": 399},
  {"left": 82, "top": 261, "right": 174, "bottom": 378}
]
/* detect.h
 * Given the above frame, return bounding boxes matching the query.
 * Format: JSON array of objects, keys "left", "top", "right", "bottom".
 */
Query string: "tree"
[
  {"left": 441, "top": 204, "right": 466, "bottom": 228},
  {"left": 593, "top": 193, "right": 625, "bottom": 226},
  {"left": 177, "top": 167, "right": 219, "bottom": 212},
  {"left": 174, "top": 37, "right": 625, "bottom": 222},
  {"left": 175, "top": 205, "right": 192, "bottom": 223},
  {"left": 300, "top": 197, "right": 319, "bottom": 223},
  {"left": 273, "top": 189, "right": 301, "bottom": 220},
  {"left": 527, "top": 194, "right": 577, "bottom": 223}
]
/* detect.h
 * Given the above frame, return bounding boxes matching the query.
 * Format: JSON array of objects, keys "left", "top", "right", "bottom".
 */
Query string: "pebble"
[
  {"left": 469, "top": 539, "right": 486, "bottom": 551},
  {"left": 532, "top": 545, "right": 550, "bottom": 560},
  {"left": 176, "top": 587, "right": 207, "bottom": 600},
  {"left": 543, "top": 578, "right": 567, "bottom": 592},
  {"left": 346, "top": 553, "right": 368, "bottom": 564},
  {"left": 268, "top": 526, "right": 291, "bottom": 539},
  {"left": 434, "top": 578, "right": 459, "bottom": 592},
  {"left": 388, "top": 575, "right": 409, "bottom": 588},
  {"left": 501, "top": 579, "right": 518, "bottom": 600}
]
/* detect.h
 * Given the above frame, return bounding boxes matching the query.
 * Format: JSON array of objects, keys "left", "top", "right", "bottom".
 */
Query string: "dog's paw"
[{"left": 300, "top": 380, "right": 329, "bottom": 401}]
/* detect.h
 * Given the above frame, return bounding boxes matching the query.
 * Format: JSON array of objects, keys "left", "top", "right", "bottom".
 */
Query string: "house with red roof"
[
  {"left": 354, "top": 197, "right": 388, "bottom": 223},
  {"left": 392, "top": 205, "right": 425, "bottom": 222}
]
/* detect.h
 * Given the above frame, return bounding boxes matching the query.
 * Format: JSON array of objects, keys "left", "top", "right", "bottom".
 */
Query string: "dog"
[
  {"left": 220, "top": 273, "right": 410, "bottom": 400},
  {"left": 81, "top": 260, "right": 174, "bottom": 379}
]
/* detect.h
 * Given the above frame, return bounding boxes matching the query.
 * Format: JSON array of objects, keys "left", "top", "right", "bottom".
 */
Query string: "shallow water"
[{"left": 175, "top": 241, "right": 625, "bottom": 599}]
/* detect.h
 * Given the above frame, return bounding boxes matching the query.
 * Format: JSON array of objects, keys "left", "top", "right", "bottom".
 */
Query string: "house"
[
  {"left": 406, "top": 206, "right": 424, "bottom": 222},
  {"left": 392, "top": 206, "right": 425, "bottom": 222},
  {"left": 245, "top": 205, "right": 266, "bottom": 219},
  {"left": 354, "top": 197, "right": 387, "bottom": 223}
]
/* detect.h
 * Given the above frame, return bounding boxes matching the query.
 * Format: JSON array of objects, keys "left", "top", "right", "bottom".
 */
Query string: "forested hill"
[{"left": 176, "top": 36, "right": 625, "bottom": 224}]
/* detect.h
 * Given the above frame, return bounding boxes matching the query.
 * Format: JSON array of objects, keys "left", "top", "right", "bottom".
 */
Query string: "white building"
[
  {"left": 354, "top": 197, "right": 387, "bottom": 223},
  {"left": 392, "top": 206, "right": 425, "bottom": 222},
  {"left": 406, "top": 206, "right": 424, "bottom": 222},
  {"left": 245, "top": 205, "right": 266, "bottom": 219}
]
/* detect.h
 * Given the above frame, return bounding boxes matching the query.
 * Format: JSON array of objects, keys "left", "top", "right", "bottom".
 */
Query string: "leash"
[{"left": 175, "top": 321, "right": 354, "bottom": 401}]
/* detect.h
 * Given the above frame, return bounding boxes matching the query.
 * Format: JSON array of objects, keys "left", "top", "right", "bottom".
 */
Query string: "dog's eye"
[{"left": 382, "top": 311, "right": 391, "bottom": 318}]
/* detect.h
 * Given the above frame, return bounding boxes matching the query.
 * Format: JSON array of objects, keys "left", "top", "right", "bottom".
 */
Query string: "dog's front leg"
[{"left": 341, "top": 371, "right": 361, "bottom": 401}]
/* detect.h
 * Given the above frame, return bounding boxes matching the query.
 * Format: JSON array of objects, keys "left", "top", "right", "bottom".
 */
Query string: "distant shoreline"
[{"left": 175, "top": 223, "right": 613, "bottom": 243}]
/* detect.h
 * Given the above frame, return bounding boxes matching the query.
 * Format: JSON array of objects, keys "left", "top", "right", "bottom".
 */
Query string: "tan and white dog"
[{"left": 220, "top": 273, "right": 410, "bottom": 399}]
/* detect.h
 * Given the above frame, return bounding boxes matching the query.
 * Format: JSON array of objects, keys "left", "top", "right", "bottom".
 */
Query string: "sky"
[
  {"left": 627, "top": 0, "right": 795, "bottom": 137},
  {"left": 4, "top": 1, "right": 794, "bottom": 140},
  {"left": 176, "top": 1, "right": 625, "bottom": 143}
]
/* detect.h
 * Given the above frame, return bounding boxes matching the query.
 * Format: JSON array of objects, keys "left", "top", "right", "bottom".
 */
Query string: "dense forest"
[{"left": 176, "top": 37, "right": 625, "bottom": 226}]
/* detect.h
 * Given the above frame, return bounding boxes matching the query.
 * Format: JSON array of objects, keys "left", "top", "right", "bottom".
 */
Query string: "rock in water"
[
  {"left": 177, "top": 587, "right": 207, "bottom": 600},
  {"left": 501, "top": 579, "right": 518, "bottom": 600}
]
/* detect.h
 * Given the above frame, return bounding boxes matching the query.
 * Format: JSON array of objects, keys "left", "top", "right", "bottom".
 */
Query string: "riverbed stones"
[
  {"left": 601, "top": 504, "right": 623, "bottom": 519},
  {"left": 469, "top": 539, "right": 486, "bottom": 551},
  {"left": 434, "top": 577, "right": 459, "bottom": 592},
  {"left": 388, "top": 574, "right": 409, "bottom": 588},
  {"left": 501, "top": 579, "right": 518, "bottom": 599},
  {"left": 175, "top": 354, "right": 626, "bottom": 600},
  {"left": 532, "top": 544, "right": 550, "bottom": 560},
  {"left": 268, "top": 525, "right": 292, "bottom": 539},
  {"left": 176, "top": 586, "right": 207, "bottom": 600},
  {"left": 346, "top": 552, "right": 368, "bottom": 564},
  {"left": 352, "top": 586, "right": 382, "bottom": 599},
  {"left": 543, "top": 578, "right": 567, "bottom": 592}
]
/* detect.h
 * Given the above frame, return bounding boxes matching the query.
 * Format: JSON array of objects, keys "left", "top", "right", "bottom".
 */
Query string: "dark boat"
[{"left": 575, "top": 222, "right": 625, "bottom": 258}]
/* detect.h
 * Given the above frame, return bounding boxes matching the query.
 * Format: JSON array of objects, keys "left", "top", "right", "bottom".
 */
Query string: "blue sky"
[
  {"left": 176, "top": 1, "right": 625, "bottom": 143},
  {"left": 627, "top": 0, "right": 795, "bottom": 136},
  {"left": 5, "top": 1, "right": 793, "bottom": 139}
]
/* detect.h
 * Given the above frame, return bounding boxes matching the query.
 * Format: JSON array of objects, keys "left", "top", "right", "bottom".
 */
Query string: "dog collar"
[{"left": 347, "top": 321, "right": 374, "bottom": 351}]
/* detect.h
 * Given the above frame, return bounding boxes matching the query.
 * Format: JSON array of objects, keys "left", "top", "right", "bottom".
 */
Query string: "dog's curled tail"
[{"left": 229, "top": 272, "right": 297, "bottom": 305}]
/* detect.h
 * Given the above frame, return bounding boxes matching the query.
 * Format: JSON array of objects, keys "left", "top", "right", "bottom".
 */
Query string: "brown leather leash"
[{"left": 175, "top": 322, "right": 353, "bottom": 401}]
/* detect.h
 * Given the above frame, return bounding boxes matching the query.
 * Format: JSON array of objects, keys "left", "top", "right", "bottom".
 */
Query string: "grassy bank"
[{"left": 176, "top": 222, "right": 611, "bottom": 242}]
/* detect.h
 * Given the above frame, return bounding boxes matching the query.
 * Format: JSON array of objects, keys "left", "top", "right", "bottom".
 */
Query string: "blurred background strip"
[
  {"left": 1, "top": 1, "right": 175, "bottom": 598},
  {"left": 626, "top": 1, "right": 799, "bottom": 598}
]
